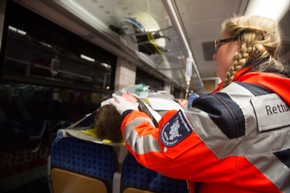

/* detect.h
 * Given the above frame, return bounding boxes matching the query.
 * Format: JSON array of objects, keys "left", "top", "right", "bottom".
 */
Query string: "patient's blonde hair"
[{"left": 221, "top": 15, "right": 286, "bottom": 87}]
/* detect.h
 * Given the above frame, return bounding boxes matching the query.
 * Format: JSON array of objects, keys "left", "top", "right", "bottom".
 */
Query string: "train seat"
[
  {"left": 49, "top": 136, "right": 118, "bottom": 193},
  {"left": 120, "top": 153, "right": 188, "bottom": 193}
]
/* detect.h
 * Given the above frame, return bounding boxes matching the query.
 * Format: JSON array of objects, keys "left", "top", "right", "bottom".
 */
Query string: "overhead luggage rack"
[{"left": 16, "top": 0, "right": 205, "bottom": 92}]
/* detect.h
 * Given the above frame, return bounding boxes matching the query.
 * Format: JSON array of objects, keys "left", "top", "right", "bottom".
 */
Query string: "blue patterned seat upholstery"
[
  {"left": 121, "top": 153, "right": 188, "bottom": 193},
  {"left": 50, "top": 136, "right": 118, "bottom": 193}
]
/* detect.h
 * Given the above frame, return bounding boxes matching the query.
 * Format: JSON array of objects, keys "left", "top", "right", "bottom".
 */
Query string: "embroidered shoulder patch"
[{"left": 160, "top": 110, "right": 192, "bottom": 146}]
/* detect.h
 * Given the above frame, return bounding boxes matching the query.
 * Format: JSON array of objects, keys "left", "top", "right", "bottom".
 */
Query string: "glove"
[
  {"left": 109, "top": 94, "right": 139, "bottom": 115},
  {"left": 101, "top": 98, "right": 112, "bottom": 106}
]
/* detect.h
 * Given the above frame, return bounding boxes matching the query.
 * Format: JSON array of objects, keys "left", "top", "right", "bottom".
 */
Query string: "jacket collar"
[{"left": 213, "top": 66, "right": 290, "bottom": 105}]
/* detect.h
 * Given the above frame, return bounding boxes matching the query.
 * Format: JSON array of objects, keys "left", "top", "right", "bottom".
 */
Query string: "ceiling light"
[
  {"left": 80, "top": 54, "right": 95, "bottom": 62},
  {"left": 245, "top": 0, "right": 290, "bottom": 21},
  {"left": 8, "top": 26, "right": 27, "bottom": 35}
]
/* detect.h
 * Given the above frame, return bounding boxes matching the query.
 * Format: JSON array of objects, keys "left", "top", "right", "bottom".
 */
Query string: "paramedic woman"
[{"left": 110, "top": 15, "right": 290, "bottom": 193}]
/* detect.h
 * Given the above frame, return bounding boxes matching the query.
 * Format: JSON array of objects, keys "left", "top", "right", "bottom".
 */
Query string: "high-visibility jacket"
[{"left": 120, "top": 66, "right": 290, "bottom": 193}]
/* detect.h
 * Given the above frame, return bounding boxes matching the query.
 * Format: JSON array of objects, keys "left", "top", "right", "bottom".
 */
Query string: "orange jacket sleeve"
[{"left": 120, "top": 110, "right": 237, "bottom": 182}]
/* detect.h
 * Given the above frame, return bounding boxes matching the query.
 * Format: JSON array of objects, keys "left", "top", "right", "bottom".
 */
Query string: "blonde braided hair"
[{"left": 221, "top": 15, "right": 284, "bottom": 87}]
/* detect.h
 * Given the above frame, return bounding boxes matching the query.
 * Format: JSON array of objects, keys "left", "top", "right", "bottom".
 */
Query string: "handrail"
[{"left": 162, "top": 0, "right": 204, "bottom": 91}]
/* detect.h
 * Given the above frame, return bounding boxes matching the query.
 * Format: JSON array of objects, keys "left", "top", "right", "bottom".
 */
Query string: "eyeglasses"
[{"left": 214, "top": 37, "right": 236, "bottom": 53}]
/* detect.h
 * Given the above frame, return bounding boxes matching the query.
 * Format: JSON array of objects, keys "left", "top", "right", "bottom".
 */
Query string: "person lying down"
[{"left": 94, "top": 91, "right": 184, "bottom": 143}]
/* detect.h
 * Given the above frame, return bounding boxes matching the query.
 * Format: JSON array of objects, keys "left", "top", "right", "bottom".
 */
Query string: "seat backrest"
[
  {"left": 50, "top": 136, "right": 118, "bottom": 193},
  {"left": 121, "top": 153, "right": 156, "bottom": 192},
  {"left": 51, "top": 168, "right": 108, "bottom": 193},
  {"left": 121, "top": 153, "right": 188, "bottom": 193},
  {"left": 148, "top": 173, "right": 188, "bottom": 193}
]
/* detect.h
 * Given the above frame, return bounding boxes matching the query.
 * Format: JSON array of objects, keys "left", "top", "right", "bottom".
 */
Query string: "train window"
[
  {"left": 0, "top": 1, "right": 116, "bottom": 192},
  {"left": 1, "top": 1, "right": 117, "bottom": 92},
  {"left": 136, "top": 68, "right": 164, "bottom": 91},
  {"left": 0, "top": 82, "right": 108, "bottom": 192}
]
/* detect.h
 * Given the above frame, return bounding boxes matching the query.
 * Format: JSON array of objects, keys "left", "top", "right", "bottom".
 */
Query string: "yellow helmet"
[{"left": 124, "top": 12, "right": 167, "bottom": 55}]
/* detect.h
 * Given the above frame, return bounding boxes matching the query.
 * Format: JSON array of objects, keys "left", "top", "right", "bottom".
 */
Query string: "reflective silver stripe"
[
  {"left": 186, "top": 82, "right": 290, "bottom": 157},
  {"left": 222, "top": 83, "right": 258, "bottom": 136},
  {"left": 124, "top": 117, "right": 161, "bottom": 154},
  {"left": 247, "top": 155, "right": 290, "bottom": 192}
]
